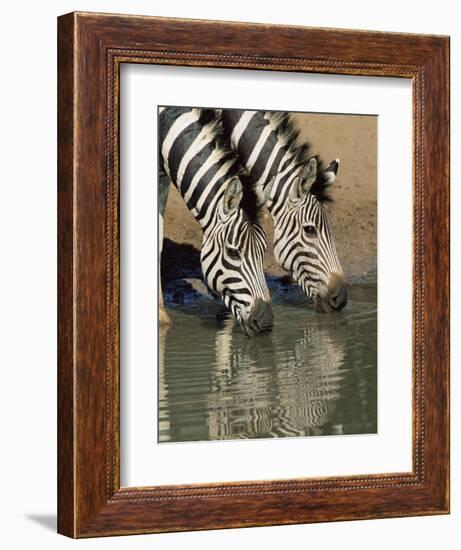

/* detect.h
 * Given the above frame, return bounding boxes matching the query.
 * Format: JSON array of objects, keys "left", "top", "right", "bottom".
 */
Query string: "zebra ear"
[
  {"left": 289, "top": 157, "right": 318, "bottom": 201},
  {"left": 263, "top": 177, "right": 275, "bottom": 206},
  {"left": 222, "top": 177, "right": 243, "bottom": 215},
  {"left": 325, "top": 158, "right": 340, "bottom": 183}
]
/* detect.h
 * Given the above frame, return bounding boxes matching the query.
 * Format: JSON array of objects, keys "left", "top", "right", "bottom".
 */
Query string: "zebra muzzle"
[
  {"left": 316, "top": 273, "right": 348, "bottom": 313},
  {"left": 245, "top": 299, "right": 274, "bottom": 336}
]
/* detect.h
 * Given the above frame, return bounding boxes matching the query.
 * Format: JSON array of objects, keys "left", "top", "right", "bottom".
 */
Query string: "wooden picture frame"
[{"left": 57, "top": 12, "right": 450, "bottom": 537}]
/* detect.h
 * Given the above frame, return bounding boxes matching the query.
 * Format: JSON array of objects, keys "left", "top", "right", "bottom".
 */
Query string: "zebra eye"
[
  {"left": 226, "top": 246, "right": 241, "bottom": 259},
  {"left": 304, "top": 225, "right": 317, "bottom": 237}
]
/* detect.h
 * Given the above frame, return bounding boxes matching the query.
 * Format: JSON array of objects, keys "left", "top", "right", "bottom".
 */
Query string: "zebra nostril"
[
  {"left": 329, "top": 285, "right": 347, "bottom": 310},
  {"left": 248, "top": 300, "right": 274, "bottom": 335},
  {"left": 326, "top": 273, "right": 348, "bottom": 311},
  {"left": 330, "top": 293, "right": 339, "bottom": 306}
]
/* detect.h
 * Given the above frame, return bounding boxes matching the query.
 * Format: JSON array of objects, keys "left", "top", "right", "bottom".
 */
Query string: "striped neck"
[
  {"left": 159, "top": 107, "right": 240, "bottom": 232},
  {"left": 222, "top": 109, "right": 301, "bottom": 219}
]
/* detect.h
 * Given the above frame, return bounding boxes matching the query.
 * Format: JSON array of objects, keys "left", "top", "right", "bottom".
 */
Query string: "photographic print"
[
  {"left": 58, "top": 13, "right": 449, "bottom": 535},
  {"left": 158, "top": 106, "right": 377, "bottom": 444}
]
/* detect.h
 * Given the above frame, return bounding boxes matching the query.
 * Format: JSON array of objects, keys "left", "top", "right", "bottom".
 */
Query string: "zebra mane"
[
  {"left": 238, "top": 172, "right": 264, "bottom": 225},
  {"left": 266, "top": 112, "right": 309, "bottom": 163},
  {"left": 266, "top": 112, "right": 334, "bottom": 203}
]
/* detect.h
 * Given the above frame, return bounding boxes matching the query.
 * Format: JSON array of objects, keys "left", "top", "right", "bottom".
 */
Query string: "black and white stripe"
[
  {"left": 221, "top": 109, "right": 347, "bottom": 313},
  {"left": 159, "top": 107, "right": 273, "bottom": 336}
]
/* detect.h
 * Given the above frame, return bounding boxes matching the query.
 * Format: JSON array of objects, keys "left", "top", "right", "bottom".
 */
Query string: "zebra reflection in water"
[
  {"left": 158, "top": 313, "right": 347, "bottom": 443},
  {"left": 206, "top": 318, "right": 345, "bottom": 440}
]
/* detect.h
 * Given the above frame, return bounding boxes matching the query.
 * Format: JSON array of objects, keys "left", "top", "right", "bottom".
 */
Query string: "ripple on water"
[{"left": 158, "top": 281, "right": 377, "bottom": 443}]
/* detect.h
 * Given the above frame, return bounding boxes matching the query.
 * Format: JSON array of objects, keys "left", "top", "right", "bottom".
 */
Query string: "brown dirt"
[{"left": 163, "top": 112, "right": 377, "bottom": 280}]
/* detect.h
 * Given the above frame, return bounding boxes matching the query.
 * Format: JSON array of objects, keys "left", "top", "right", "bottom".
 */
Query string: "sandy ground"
[{"left": 162, "top": 112, "right": 377, "bottom": 282}]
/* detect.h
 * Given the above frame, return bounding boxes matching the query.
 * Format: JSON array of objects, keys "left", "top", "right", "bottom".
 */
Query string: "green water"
[{"left": 158, "top": 280, "right": 377, "bottom": 443}]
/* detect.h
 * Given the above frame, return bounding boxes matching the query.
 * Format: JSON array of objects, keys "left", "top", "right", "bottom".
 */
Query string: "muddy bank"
[{"left": 162, "top": 111, "right": 377, "bottom": 284}]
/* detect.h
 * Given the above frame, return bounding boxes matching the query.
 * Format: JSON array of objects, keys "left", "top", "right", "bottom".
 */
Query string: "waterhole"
[{"left": 158, "top": 277, "right": 377, "bottom": 443}]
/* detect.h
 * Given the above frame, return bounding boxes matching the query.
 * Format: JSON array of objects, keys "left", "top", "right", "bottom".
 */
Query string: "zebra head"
[
  {"left": 271, "top": 158, "right": 348, "bottom": 312},
  {"left": 201, "top": 175, "right": 273, "bottom": 337}
]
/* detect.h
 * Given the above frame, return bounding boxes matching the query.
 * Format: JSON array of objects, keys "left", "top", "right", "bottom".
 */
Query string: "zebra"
[
  {"left": 221, "top": 109, "right": 347, "bottom": 313},
  {"left": 158, "top": 106, "right": 273, "bottom": 337}
]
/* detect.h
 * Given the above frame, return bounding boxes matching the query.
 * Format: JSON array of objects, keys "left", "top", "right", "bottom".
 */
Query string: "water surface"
[{"left": 158, "top": 278, "right": 377, "bottom": 443}]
